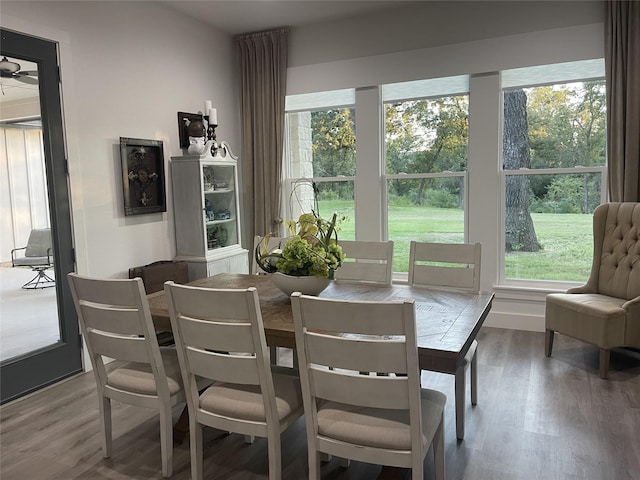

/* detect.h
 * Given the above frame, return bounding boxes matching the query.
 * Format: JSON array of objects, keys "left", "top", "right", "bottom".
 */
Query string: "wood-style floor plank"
[{"left": 2, "top": 327, "right": 640, "bottom": 479}]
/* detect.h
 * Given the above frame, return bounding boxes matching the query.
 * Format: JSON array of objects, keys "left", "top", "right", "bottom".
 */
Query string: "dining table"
[{"left": 147, "top": 272, "right": 494, "bottom": 377}]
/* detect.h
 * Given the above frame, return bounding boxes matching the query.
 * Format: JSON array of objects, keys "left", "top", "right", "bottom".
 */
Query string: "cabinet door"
[{"left": 202, "top": 163, "right": 239, "bottom": 254}]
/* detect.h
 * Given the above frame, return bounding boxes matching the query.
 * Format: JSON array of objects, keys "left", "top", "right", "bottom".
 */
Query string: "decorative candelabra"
[
  {"left": 207, "top": 121, "right": 219, "bottom": 156},
  {"left": 204, "top": 99, "right": 219, "bottom": 156}
]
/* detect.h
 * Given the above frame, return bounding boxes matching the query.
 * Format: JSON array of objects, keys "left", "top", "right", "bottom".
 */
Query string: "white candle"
[
  {"left": 204, "top": 100, "right": 212, "bottom": 119},
  {"left": 209, "top": 107, "right": 218, "bottom": 125}
]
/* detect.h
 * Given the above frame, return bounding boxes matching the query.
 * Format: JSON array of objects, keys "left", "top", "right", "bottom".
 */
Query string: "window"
[
  {"left": 500, "top": 59, "right": 607, "bottom": 283},
  {"left": 383, "top": 76, "right": 469, "bottom": 272},
  {"left": 284, "top": 89, "right": 356, "bottom": 239}
]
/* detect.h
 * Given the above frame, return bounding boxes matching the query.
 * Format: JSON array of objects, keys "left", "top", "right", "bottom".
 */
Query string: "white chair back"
[
  {"left": 408, "top": 241, "right": 481, "bottom": 293},
  {"left": 333, "top": 240, "right": 394, "bottom": 285}
]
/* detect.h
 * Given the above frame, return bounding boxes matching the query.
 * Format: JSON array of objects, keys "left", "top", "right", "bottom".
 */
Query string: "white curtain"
[{"left": 0, "top": 126, "right": 49, "bottom": 262}]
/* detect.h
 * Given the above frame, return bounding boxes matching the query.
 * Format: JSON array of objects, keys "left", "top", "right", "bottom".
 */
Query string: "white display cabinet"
[{"left": 171, "top": 141, "right": 248, "bottom": 280}]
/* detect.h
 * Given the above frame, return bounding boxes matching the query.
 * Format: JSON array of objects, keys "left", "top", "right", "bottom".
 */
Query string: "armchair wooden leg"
[
  {"left": 545, "top": 329, "right": 554, "bottom": 357},
  {"left": 599, "top": 349, "right": 610, "bottom": 379}
]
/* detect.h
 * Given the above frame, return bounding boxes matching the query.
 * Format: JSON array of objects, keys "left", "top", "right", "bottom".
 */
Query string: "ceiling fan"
[{"left": 0, "top": 56, "right": 38, "bottom": 85}]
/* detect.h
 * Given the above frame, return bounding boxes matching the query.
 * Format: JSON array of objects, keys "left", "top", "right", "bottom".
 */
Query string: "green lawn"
[{"left": 319, "top": 200, "right": 592, "bottom": 282}]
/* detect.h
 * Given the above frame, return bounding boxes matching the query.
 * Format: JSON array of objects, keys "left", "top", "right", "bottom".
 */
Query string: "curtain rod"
[{"left": 235, "top": 27, "right": 289, "bottom": 41}]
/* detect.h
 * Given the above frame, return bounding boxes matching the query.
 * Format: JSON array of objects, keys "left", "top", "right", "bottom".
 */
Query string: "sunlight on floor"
[{"left": 0, "top": 266, "right": 59, "bottom": 361}]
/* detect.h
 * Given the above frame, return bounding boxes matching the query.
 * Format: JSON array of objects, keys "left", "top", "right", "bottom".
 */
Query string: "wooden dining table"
[{"left": 147, "top": 272, "right": 494, "bottom": 377}]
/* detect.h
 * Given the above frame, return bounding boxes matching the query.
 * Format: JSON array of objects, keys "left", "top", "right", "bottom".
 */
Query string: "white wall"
[
  {"left": 1, "top": 1, "right": 241, "bottom": 278},
  {"left": 288, "top": 0, "right": 604, "bottom": 68}
]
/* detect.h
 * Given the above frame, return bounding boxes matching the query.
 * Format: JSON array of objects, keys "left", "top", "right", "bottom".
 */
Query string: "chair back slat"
[
  {"left": 310, "top": 367, "right": 410, "bottom": 409},
  {"left": 81, "top": 304, "right": 145, "bottom": 336},
  {"left": 334, "top": 240, "right": 393, "bottom": 285},
  {"left": 186, "top": 347, "right": 261, "bottom": 385},
  {"left": 305, "top": 331, "right": 407, "bottom": 373},
  {"left": 162, "top": 283, "right": 253, "bottom": 320},
  {"left": 88, "top": 331, "right": 150, "bottom": 364},
  {"left": 179, "top": 316, "right": 256, "bottom": 352},
  {"left": 297, "top": 296, "right": 407, "bottom": 335},
  {"left": 408, "top": 241, "right": 481, "bottom": 293},
  {"left": 411, "top": 265, "right": 476, "bottom": 291},
  {"left": 70, "top": 275, "right": 145, "bottom": 306}
]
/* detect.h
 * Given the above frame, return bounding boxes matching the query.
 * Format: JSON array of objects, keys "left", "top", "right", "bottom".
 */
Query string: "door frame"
[{"left": 1, "top": 28, "right": 82, "bottom": 404}]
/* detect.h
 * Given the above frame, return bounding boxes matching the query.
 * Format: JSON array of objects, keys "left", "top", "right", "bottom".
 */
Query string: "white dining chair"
[
  {"left": 291, "top": 292, "right": 446, "bottom": 480},
  {"left": 408, "top": 241, "right": 481, "bottom": 440},
  {"left": 67, "top": 273, "right": 186, "bottom": 477},
  {"left": 164, "top": 282, "right": 304, "bottom": 480},
  {"left": 333, "top": 240, "right": 394, "bottom": 285}
]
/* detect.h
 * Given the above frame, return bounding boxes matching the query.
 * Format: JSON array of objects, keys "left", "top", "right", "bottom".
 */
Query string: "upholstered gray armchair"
[{"left": 545, "top": 202, "right": 640, "bottom": 378}]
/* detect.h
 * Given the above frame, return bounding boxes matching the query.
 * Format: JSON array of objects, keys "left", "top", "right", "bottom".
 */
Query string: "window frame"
[{"left": 498, "top": 67, "right": 608, "bottom": 287}]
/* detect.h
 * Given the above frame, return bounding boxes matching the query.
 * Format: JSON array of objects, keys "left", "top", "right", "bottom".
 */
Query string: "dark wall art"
[{"left": 119, "top": 137, "right": 166, "bottom": 216}]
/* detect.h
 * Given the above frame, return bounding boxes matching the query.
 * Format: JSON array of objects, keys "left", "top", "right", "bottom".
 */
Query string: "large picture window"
[
  {"left": 282, "top": 58, "right": 606, "bottom": 287},
  {"left": 501, "top": 59, "right": 607, "bottom": 283}
]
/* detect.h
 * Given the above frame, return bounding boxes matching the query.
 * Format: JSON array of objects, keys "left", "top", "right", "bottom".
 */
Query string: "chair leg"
[
  {"left": 159, "top": 407, "right": 173, "bottom": 477},
  {"left": 545, "top": 329, "right": 554, "bottom": 357},
  {"left": 99, "top": 396, "right": 112, "bottom": 458},
  {"left": 267, "top": 430, "right": 282, "bottom": 480},
  {"left": 22, "top": 267, "right": 55, "bottom": 289},
  {"left": 432, "top": 414, "right": 446, "bottom": 480},
  {"left": 191, "top": 422, "right": 204, "bottom": 480},
  {"left": 599, "top": 349, "right": 610, "bottom": 379},
  {"left": 455, "top": 364, "right": 465, "bottom": 440},
  {"left": 309, "top": 450, "right": 321, "bottom": 480}
]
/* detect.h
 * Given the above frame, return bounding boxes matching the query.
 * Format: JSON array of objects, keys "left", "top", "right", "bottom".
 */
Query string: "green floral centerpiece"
[{"left": 255, "top": 212, "right": 345, "bottom": 282}]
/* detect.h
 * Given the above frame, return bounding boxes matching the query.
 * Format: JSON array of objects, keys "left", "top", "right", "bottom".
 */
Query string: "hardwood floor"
[{"left": 2, "top": 327, "right": 639, "bottom": 480}]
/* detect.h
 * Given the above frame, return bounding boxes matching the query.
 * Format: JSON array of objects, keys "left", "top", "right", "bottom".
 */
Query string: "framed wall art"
[
  {"left": 119, "top": 137, "right": 166, "bottom": 216},
  {"left": 177, "top": 111, "right": 204, "bottom": 149}
]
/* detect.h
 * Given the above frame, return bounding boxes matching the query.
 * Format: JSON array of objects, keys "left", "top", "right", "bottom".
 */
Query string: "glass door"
[
  {"left": 203, "top": 163, "right": 239, "bottom": 252},
  {"left": 0, "top": 29, "right": 82, "bottom": 404}
]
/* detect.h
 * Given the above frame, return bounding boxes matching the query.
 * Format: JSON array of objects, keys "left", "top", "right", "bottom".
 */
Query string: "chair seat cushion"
[
  {"left": 545, "top": 293, "right": 627, "bottom": 348},
  {"left": 198, "top": 371, "right": 302, "bottom": 422},
  {"left": 107, "top": 347, "right": 183, "bottom": 396},
  {"left": 316, "top": 388, "right": 445, "bottom": 450},
  {"left": 13, "top": 256, "right": 51, "bottom": 267}
]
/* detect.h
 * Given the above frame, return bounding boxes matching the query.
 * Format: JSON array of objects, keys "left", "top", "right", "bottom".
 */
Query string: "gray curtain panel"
[
  {"left": 237, "top": 28, "right": 288, "bottom": 244},
  {"left": 605, "top": 0, "right": 640, "bottom": 202}
]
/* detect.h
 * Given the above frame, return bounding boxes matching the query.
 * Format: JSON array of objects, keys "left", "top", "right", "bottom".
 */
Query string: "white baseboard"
[{"left": 484, "top": 311, "right": 545, "bottom": 332}]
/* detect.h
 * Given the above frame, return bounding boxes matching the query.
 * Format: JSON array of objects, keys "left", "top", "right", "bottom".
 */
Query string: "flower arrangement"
[{"left": 255, "top": 212, "right": 345, "bottom": 278}]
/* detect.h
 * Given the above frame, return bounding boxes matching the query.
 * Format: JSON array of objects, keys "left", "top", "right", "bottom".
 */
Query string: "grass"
[{"left": 318, "top": 199, "right": 592, "bottom": 282}]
